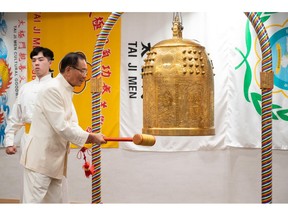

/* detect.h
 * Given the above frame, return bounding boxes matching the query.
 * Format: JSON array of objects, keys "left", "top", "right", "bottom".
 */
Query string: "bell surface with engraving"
[{"left": 142, "top": 13, "right": 215, "bottom": 136}]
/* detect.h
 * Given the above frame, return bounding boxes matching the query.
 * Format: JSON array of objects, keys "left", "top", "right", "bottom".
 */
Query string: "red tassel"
[
  {"left": 82, "top": 161, "right": 95, "bottom": 178},
  {"left": 78, "top": 146, "right": 95, "bottom": 178}
]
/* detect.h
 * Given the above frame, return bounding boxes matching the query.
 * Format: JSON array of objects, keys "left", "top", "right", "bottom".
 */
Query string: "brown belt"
[{"left": 25, "top": 123, "right": 31, "bottom": 134}]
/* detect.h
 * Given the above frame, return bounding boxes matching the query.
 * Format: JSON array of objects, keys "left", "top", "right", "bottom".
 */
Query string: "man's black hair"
[{"left": 30, "top": 46, "right": 54, "bottom": 61}]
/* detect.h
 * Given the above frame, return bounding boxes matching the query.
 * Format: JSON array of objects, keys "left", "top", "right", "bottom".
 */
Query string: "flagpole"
[
  {"left": 91, "top": 12, "right": 123, "bottom": 204},
  {"left": 245, "top": 12, "right": 273, "bottom": 204}
]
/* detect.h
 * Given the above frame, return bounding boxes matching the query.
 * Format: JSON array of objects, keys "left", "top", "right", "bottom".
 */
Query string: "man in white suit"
[
  {"left": 4, "top": 46, "right": 54, "bottom": 202},
  {"left": 20, "top": 51, "right": 107, "bottom": 203},
  {"left": 5, "top": 46, "right": 54, "bottom": 154}
]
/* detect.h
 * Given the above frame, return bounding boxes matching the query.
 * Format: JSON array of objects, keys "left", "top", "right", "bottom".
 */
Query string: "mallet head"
[{"left": 132, "top": 134, "right": 156, "bottom": 146}]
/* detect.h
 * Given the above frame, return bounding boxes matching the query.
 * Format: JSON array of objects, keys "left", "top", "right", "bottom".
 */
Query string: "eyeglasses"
[{"left": 71, "top": 66, "right": 88, "bottom": 75}]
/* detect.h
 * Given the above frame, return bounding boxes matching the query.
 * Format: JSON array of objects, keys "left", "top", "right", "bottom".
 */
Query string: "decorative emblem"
[{"left": 235, "top": 12, "right": 288, "bottom": 121}]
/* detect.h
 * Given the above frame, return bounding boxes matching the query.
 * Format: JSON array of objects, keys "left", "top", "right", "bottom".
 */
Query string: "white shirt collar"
[
  {"left": 34, "top": 73, "right": 52, "bottom": 83},
  {"left": 57, "top": 73, "right": 74, "bottom": 92}
]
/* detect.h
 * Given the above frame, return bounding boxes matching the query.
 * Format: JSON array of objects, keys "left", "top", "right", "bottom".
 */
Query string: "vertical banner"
[
  {"left": 27, "top": 12, "right": 121, "bottom": 148},
  {"left": 0, "top": 13, "right": 27, "bottom": 147}
]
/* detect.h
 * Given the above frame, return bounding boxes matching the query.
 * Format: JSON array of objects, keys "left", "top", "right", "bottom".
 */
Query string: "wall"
[{"left": 1, "top": 147, "right": 288, "bottom": 203}]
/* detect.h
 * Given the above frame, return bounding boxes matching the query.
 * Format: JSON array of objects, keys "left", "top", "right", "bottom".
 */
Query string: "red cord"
[{"left": 77, "top": 147, "right": 95, "bottom": 178}]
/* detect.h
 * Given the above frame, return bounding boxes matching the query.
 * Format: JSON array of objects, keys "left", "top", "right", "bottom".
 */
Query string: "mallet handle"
[
  {"left": 104, "top": 137, "right": 133, "bottom": 142},
  {"left": 104, "top": 134, "right": 155, "bottom": 146}
]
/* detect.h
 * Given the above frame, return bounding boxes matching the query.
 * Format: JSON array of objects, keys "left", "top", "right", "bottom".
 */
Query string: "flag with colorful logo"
[
  {"left": 228, "top": 12, "right": 288, "bottom": 149},
  {"left": 0, "top": 13, "right": 27, "bottom": 147}
]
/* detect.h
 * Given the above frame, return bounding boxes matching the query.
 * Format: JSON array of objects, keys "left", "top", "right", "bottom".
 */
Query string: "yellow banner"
[{"left": 27, "top": 12, "right": 121, "bottom": 148}]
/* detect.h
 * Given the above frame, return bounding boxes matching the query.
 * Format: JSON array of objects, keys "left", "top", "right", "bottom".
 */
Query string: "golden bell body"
[{"left": 142, "top": 17, "right": 215, "bottom": 136}]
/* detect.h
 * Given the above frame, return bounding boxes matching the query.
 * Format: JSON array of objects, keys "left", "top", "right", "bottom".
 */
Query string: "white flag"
[{"left": 228, "top": 12, "right": 288, "bottom": 149}]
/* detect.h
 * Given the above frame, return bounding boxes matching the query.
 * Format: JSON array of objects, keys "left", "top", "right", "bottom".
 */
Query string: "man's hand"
[
  {"left": 5, "top": 146, "right": 17, "bottom": 155},
  {"left": 86, "top": 133, "right": 107, "bottom": 145}
]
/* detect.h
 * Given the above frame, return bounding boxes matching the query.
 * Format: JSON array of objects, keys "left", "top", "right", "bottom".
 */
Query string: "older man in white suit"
[{"left": 20, "top": 51, "right": 107, "bottom": 203}]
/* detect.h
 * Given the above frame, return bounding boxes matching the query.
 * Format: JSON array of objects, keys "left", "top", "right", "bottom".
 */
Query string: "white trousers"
[
  {"left": 23, "top": 168, "right": 64, "bottom": 203},
  {"left": 20, "top": 133, "right": 68, "bottom": 203}
]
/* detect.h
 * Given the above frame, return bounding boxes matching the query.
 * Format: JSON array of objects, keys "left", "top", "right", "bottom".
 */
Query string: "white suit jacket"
[{"left": 20, "top": 73, "right": 89, "bottom": 179}]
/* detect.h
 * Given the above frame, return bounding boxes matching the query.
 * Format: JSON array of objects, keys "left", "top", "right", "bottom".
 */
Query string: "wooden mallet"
[{"left": 104, "top": 134, "right": 156, "bottom": 146}]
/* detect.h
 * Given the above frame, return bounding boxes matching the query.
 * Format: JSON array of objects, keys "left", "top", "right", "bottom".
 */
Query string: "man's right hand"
[
  {"left": 6, "top": 146, "right": 17, "bottom": 155},
  {"left": 86, "top": 133, "right": 107, "bottom": 145}
]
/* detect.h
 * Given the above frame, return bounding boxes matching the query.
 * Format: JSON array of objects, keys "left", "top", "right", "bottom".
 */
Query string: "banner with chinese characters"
[
  {"left": 0, "top": 13, "right": 27, "bottom": 147},
  {"left": 27, "top": 12, "right": 121, "bottom": 148}
]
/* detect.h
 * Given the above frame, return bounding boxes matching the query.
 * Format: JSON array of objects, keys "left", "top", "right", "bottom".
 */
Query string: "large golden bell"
[{"left": 142, "top": 14, "right": 215, "bottom": 136}]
